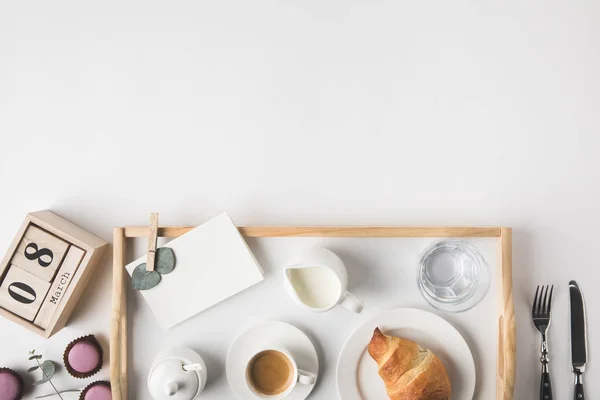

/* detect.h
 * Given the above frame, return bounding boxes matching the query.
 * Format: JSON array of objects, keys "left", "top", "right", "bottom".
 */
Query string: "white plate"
[
  {"left": 227, "top": 321, "right": 319, "bottom": 400},
  {"left": 336, "top": 308, "right": 476, "bottom": 400}
]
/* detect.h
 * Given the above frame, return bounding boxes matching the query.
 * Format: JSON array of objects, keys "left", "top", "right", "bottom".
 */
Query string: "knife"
[{"left": 569, "top": 280, "right": 587, "bottom": 400}]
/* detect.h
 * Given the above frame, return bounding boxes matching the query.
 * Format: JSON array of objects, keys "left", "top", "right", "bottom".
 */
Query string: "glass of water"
[{"left": 417, "top": 241, "right": 490, "bottom": 312}]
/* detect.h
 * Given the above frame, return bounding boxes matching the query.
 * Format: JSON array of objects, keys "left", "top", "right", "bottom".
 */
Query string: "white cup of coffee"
[{"left": 245, "top": 347, "right": 316, "bottom": 399}]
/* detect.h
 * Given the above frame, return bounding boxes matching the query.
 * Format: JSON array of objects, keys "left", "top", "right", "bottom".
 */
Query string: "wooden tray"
[{"left": 110, "top": 226, "right": 515, "bottom": 400}]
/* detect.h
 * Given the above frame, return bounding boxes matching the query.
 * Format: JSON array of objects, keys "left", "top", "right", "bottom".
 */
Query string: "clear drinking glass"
[{"left": 417, "top": 241, "right": 490, "bottom": 312}]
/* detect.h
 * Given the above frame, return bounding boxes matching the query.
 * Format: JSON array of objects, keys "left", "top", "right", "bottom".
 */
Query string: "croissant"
[{"left": 368, "top": 327, "right": 451, "bottom": 400}]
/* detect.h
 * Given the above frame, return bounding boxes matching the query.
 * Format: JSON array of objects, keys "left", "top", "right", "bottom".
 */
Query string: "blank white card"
[{"left": 126, "top": 213, "right": 264, "bottom": 329}]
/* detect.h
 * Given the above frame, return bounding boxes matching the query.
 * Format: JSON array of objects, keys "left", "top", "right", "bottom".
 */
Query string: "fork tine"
[
  {"left": 542, "top": 285, "right": 549, "bottom": 315},
  {"left": 538, "top": 285, "right": 546, "bottom": 316},
  {"left": 538, "top": 285, "right": 548, "bottom": 317},
  {"left": 547, "top": 285, "right": 554, "bottom": 314},
  {"left": 532, "top": 285, "right": 540, "bottom": 316}
]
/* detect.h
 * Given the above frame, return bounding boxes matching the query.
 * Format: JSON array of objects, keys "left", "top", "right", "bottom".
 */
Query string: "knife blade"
[{"left": 569, "top": 280, "right": 587, "bottom": 400}]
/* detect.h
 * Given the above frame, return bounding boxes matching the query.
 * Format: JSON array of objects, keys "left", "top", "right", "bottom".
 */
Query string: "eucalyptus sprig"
[
  {"left": 132, "top": 247, "right": 176, "bottom": 290},
  {"left": 28, "top": 350, "right": 63, "bottom": 400}
]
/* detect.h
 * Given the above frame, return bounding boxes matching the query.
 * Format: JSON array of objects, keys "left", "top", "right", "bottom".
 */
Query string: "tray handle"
[{"left": 497, "top": 228, "right": 516, "bottom": 400}]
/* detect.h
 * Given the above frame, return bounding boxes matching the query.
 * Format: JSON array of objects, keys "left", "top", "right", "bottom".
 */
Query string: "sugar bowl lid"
[{"left": 148, "top": 348, "right": 206, "bottom": 400}]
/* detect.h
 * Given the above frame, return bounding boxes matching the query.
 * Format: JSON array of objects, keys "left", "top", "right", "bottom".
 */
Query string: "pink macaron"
[
  {"left": 79, "top": 381, "right": 111, "bottom": 400},
  {"left": 63, "top": 335, "right": 103, "bottom": 379},
  {"left": 0, "top": 368, "right": 23, "bottom": 400}
]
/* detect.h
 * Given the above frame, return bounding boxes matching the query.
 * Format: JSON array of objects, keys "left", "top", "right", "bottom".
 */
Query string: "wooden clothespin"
[{"left": 147, "top": 213, "right": 159, "bottom": 271}]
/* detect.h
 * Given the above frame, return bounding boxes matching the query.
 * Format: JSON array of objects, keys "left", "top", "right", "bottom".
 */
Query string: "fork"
[{"left": 532, "top": 285, "right": 554, "bottom": 400}]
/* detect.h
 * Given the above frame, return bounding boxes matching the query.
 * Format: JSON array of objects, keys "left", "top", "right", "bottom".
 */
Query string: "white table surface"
[{"left": 0, "top": 1, "right": 598, "bottom": 399}]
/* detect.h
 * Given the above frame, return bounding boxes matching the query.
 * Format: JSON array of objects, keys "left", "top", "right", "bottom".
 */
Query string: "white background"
[{"left": 0, "top": 1, "right": 598, "bottom": 399}]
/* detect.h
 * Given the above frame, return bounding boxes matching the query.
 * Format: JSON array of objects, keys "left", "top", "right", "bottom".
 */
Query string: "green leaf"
[
  {"left": 132, "top": 264, "right": 161, "bottom": 290},
  {"left": 27, "top": 366, "right": 40, "bottom": 372},
  {"left": 155, "top": 247, "right": 176, "bottom": 275},
  {"left": 29, "top": 355, "right": 42, "bottom": 360},
  {"left": 34, "top": 378, "right": 50, "bottom": 386},
  {"left": 40, "top": 360, "right": 56, "bottom": 379}
]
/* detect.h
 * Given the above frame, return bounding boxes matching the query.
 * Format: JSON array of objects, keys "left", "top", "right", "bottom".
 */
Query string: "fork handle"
[
  {"left": 539, "top": 337, "right": 552, "bottom": 400},
  {"left": 541, "top": 371, "right": 553, "bottom": 400}
]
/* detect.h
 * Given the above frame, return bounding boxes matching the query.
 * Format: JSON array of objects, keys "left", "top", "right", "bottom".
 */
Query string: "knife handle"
[
  {"left": 541, "top": 371, "right": 553, "bottom": 400},
  {"left": 575, "top": 382, "right": 584, "bottom": 399},
  {"left": 574, "top": 371, "right": 585, "bottom": 400}
]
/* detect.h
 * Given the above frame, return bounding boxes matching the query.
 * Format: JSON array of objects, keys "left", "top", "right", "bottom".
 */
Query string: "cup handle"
[
  {"left": 297, "top": 369, "right": 317, "bottom": 385},
  {"left": 182, "top": 363, "right": 203, "bottom": 372},
  {"left": 339, "top": 290, "right": 364, "bottom": 313}
]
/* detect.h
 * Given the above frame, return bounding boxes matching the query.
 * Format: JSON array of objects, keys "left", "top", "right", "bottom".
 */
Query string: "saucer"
[{"left": 226, "top": 321, "right": 319, "bottom": 400}]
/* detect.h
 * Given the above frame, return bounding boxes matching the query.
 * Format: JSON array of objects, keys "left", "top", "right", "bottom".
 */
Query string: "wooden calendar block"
[
  {"left": 0, "top": 265, "right": 51, "bottom": 321},
  {"left": 34, "top": 246, "right": 85, "bottom": 329},
  {"left": 11, "top": 225, "right": 69, "bottom": 282},
  {"left": 0, "top": 210, "right": 108, "bottom": 338}
]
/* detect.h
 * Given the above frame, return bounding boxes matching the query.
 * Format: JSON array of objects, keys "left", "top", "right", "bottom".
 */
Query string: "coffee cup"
[
  {"left": 245, "top": 347, "right": 316, "bottom": 399},
  {"left": 284, "top": 248, "right": 364, "bottom": 313}
]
